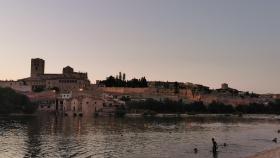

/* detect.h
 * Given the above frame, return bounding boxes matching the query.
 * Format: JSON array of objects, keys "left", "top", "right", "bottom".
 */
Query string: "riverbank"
[
  {"left": 126, "top": 113, "right": 237, "bottom": 118},
  {"left": 126, "top": 113, "right": 280, "bottom": 119},
  {"left": 0, "top": 111, "right": 43, "bottom": 117},
  {"left": 247, "top": 147, "right": 280, "bottom": 158}
]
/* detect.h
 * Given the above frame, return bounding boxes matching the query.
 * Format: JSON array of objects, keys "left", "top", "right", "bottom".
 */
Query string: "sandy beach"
[{"left": 247, "top": 147, "right": 280, "bottom": 158}]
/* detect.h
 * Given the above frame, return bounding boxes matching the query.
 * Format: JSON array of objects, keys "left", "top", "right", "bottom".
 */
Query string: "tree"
[
  {"left": 207, "top": 101, "right": 235, "bottom": 114},
  {"left": 174, "top": 82, "right": 179, "bottom": 94},
  {"left": 186, "top": 101, "right": 207, "bottom": 113},
  {"left": 140, "top": 77, "right": 148, "bottom": 87},
  {"left": 0, "top": 87, "right": 37, "bottom": 114},
  {"left": 100, "top": 75, "right": 148, "bottom": 88}
]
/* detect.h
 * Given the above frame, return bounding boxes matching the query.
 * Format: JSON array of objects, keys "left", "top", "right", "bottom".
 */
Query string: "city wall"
[{"left": 95, "top": 87, "right": 266, "bottom": 106}]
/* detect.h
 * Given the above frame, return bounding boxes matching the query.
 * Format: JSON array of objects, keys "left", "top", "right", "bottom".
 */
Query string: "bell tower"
[{"left": 31, "top": 58, "right": 45, "bottom": 78}]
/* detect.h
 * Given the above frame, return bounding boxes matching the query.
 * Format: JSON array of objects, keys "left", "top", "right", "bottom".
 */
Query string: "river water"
[{"left": 0, "top": 115, "right": 280, "bottom": 158}]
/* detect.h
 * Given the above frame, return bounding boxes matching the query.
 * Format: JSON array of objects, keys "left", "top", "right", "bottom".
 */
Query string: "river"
[{"left": 0, "top": 115, "right": 280, "bottom": 158}]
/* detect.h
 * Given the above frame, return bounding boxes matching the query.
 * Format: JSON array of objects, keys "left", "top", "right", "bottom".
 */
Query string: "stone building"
[
  {"left": 54, "top": 91, "right": 126, "bottom": 117},
  {"left": 31, "top": 58, "right": 45, "bottom": 78},
  {"left": 62, "top": 96, "right": 104, "bottom": 116},
  {"left": 221, "top": 83, "right": 229, "bottom": 89},
  {"left": 54, "top": 90, "right": 104, "bottom": 116},
  {"left": 20, "top": 58, "right": 90, "bottom": 92}
]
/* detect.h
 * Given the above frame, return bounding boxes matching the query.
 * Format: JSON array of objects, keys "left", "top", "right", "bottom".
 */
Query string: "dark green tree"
[{"left": 0, "top": 87, "right": 37, "bottom": 114}]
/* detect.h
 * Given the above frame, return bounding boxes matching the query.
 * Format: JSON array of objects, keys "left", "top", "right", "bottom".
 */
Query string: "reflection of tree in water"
[
  {"left": 56, "top": 117, "right": 91, "bottom": 157},
  {"left": 98, "top": 117, "right": 184, "bottom": 157},
  {"left": 17, "top": 115, "right": 280, "bottom": 158},
  {"left": 24, "top": 117, "right": 42, "bottom": 157},
  {"left": 23, "top": 115, "right": 64, "bottom": 157},
  {"left": 185, "top": 116, "right": 280, "bottom": 124}
]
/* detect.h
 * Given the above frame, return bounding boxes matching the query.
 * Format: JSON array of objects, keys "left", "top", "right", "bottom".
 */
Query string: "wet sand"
[{"left": 247, "top": 147, "right": 280, "bottom": 158}]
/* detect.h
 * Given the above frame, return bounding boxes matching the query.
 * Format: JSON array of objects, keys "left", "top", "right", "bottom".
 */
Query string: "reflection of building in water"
[{"left": 24, "top": 117, "right": 43, "bottom": 158}]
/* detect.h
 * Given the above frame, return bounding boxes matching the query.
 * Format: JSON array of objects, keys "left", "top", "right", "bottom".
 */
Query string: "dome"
[{"left": 63, "top": 66, "right": 74, "bottom": 74}]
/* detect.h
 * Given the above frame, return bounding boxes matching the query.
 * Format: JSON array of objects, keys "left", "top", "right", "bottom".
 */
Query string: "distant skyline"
[{"left": 0, "top": 0, "right": 279, "bottom": 94}]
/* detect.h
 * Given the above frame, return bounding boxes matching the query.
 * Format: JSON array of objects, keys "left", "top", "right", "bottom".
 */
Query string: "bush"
[
  {"left": 127, "top": 98, "right": 187, "bottom": 114},
  {"left": 0, "top": 87, "right": 37, "bottom": 114},
  {"left": 126, "top": 98, "right": 280, "bottom": 115},
  {"left": 115, "top": 106, "right": 127, "bottom": 117},
  {"left": 236, "top": 103, "right": 267, "bottom": 114},
  {"left": 186, "top": 101, "right": 207, "bottom": 113},
  {"left": 207, "top": 102, "right": 235, "bottom": 114}
]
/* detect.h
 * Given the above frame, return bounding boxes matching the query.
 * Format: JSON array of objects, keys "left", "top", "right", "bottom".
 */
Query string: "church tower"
[{"left": 31, "top": 58, "right": 45, "bottom": 78}]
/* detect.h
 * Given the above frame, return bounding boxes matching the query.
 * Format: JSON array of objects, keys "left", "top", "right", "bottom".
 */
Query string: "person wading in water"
[{"left": 212, "top": 138, "right": 218, "bottom": 154}]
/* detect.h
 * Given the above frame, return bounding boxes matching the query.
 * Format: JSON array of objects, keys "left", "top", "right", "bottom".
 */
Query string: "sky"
[{"left": 0, "top": 0, "right": 279, "bottom": 94}]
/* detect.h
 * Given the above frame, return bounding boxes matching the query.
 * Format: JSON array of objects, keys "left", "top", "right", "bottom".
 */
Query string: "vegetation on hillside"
[
  {"left": 0, "top": 87, "right": 37, "bottom": 114},
  {"left": 126, "top": 99, "right": 280, "bottom": 115}
]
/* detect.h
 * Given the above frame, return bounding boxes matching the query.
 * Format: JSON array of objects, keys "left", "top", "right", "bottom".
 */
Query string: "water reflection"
[
  {"left": 213, "top": 152, "right": 218, "bottom": 158},
  {"left": 24, "top": 117, "right": 42, "bottom": 158},
  {"left": 0, "top": 115, "right": 280, "bottom": 158}
]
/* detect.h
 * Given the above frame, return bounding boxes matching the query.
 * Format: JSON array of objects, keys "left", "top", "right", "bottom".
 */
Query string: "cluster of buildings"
[
  {"left": 0, "top": 58, "right": 124, "bottom": 116},
  {"left": 0, "top": 58, "right": 90, "bottom": 93},
  {"left": 20, "top": 58, "right": 90, "bottom": 92},
  {"left": 99, "top": 81, "right": 276, "bottom": 106},
  {"left": 0, "top": 58, "right": 279, "bottom": 116}
]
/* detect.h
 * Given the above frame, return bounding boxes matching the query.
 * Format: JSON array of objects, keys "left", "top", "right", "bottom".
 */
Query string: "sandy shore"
[{"left": 247, "top": 147, "right": 280, "bottom": 158}]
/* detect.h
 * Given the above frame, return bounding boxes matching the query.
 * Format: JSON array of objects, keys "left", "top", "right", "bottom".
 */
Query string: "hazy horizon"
[{"left": 0, "top": 0, "right": 279, "bottom": 94}]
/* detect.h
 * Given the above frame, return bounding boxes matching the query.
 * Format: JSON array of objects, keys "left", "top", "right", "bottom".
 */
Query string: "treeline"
[
  {"left": 0, "top": 87, "right": 37, "bottom": 114},
  {"left": 99, "top": 76, "right": 148, "bottom": 88},
  {"left": 126, "top": 99, "right": 280, "bottom": 114}
]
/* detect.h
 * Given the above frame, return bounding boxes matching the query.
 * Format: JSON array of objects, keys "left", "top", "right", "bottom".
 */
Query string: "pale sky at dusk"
[{"left": 0, "top": 0, "right": 279, "bottom": 93}]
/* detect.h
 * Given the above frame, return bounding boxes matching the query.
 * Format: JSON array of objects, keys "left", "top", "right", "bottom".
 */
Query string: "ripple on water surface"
[{"left": 0, "top": 115, "right": 280, "bottom": 158}]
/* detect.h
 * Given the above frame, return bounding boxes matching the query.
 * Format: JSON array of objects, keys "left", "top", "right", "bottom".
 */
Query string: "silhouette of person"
[
  {"left": 194, "top": 148, "right": 198, "bottom": 154},
  {"left": 212, "top": 138, "right": 218, "bottom": 154}
]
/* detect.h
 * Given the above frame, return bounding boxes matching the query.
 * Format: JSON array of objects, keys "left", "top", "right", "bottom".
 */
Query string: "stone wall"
[
  {"left": 97, "top": 87, "right": 152, "bottom": 94},
  {"left": 95, "top": 87, "right": 268, "bottom": 106},
  {"left": 0, "top": 81, "right": 32, "bottom": 92}
]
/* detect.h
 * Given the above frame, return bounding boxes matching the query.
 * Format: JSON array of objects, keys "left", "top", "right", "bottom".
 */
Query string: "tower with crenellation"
[{"left": 31, "top": 58, "right": 45, "bottom": 78}]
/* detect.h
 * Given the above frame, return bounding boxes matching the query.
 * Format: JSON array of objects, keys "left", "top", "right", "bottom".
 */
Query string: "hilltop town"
[{"left": 0, "top": 58, "right": 279, "bottom": 116}]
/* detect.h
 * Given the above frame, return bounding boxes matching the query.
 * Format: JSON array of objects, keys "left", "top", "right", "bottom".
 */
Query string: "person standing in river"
[{"left": 212, "top": 138, "right": 218, "bottom": 154}]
